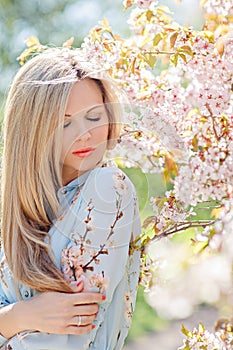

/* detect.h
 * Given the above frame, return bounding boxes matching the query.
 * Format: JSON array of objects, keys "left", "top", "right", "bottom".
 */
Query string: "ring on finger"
[{"left": 77, "top": 315, "right": 82, "bottom": 327}]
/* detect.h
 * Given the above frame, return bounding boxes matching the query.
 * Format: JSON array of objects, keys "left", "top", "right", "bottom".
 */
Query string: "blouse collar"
[
  {"left": 56, "top": 161, "right": 112, "bottom": 206},
  {"left": 60, "top": 171, "right": 91, "bottom": 194},
  {"left": 56, "top": 170, "right": 92, "bottom": 210}
]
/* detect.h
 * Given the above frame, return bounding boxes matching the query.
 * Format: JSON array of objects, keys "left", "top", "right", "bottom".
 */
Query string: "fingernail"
[
  {"left": 77, "top": 281, "right": 83, "bottom": 287},
  {"left": 102, "top": 295, "right": 106, "bottom": 300},
  {"left": 92, "top": 325, "right": 96, "bottom": 329}
]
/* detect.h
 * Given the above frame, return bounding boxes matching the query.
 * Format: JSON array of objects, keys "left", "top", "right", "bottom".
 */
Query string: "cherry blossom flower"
[
  {"left": 124, "top": 291, "right": 134, "bottom": 323},
  {"left": 113, "top": 172, "right": 128, "bottom": 195},
  {"left": 57, "top": 0, "right": 233, "bottom": 340},
  {"left": 201, "top": 0, "right": 233, "bottom": 17},
  {"left": 88, "top": 272, "right": 109, "bottom": 293}
]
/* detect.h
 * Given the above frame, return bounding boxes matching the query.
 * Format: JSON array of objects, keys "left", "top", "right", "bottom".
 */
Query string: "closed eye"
[
  {"left": 63, "top": 120, "right": 71, "bottom": 128},
  {"left": 86, "top": 116, "right": 101, "bottom": 122}
]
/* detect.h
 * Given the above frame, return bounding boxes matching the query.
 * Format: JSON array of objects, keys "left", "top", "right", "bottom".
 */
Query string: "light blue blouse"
[{"left": 0, "top": 165, "right": 141, "bottom": 350}]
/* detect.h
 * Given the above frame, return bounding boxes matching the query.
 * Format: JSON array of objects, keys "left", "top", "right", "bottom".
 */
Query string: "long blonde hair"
[{"left": 1, "top": 48, "right": 121, "bottom": 293}]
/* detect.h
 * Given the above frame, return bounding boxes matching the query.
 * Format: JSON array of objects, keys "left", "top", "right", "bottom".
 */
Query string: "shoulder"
[
  {"left": 87, "top": 165, "right": 135, "bottom": 196},
  {"left": 81, "top": 166, "right": 136, "bottom": 212}
]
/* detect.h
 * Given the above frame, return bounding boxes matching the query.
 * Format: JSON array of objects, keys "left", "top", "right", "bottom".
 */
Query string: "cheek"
[
  {"left": 95, "top": 124, "right": 109, "bottom": 144},
  {"left": 61, "top": 133, "right": 74, "bottom": 160},
  {"left": 102, "top": 126, "right": 109, "bottom": 144}
]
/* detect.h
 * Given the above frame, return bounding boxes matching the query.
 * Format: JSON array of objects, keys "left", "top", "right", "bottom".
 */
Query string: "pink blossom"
[
  {"left": 88, "top": 273, "right": 109, "bottom": 293},
  {"left": 113, "top": 172, "right": 128, "bottom": 195}
]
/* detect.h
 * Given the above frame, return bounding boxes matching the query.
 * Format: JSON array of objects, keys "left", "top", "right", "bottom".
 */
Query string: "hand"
[{"left": 16, "top": 281, "right": 104, "bottom": 336}]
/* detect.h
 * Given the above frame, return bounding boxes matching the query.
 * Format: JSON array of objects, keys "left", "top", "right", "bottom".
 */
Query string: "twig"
[
  {"left": 205, "top": 103, "right": 222, "bottom": 141},
  {"left": 82, "top": 197, "right": 123, "bottom": 271},
  {"left": 80, "top": 199, "right": 94, "bottom": 253},
  {"left": 118, "top": 129, "right": 142, "bottom": 141},
  {"left": 151, "top": 219, "right": 215, "bottom": 241},
  {"left": 142, "top": 50, "right": 175, "bottom": 55},
  {"left": 133, "top": 220, "right": 216, "bottom": 251},
  {"left": 147, "top": 155, "right": 159, "bottom": 167}
]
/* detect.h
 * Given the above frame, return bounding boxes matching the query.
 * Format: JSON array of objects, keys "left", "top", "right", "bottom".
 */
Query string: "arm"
[
  {"left": 0, "top": 253, "right": 103, "bottom": 348},
  {"left": 3, "top": 167, "right": 141, "bottom": 349},
  {"left": 0, "top": 288, "right": 102, "bottom": 339},
  {"left": 0, "top": 300, "right": 25, "bottom": 339}
]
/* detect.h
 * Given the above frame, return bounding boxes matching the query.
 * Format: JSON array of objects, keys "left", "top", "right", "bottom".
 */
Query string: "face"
[{"left": 61, "top": 79, "right": 109, "bottom": 185}]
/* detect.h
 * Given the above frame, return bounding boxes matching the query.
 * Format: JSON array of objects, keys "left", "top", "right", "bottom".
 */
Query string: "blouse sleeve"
[{"left": 4, "top": 166, "right": 141, "bottom": 350}]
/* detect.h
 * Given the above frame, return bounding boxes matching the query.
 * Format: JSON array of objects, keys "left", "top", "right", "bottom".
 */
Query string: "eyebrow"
[{"left": 64, "top": 105, "right": 104, "bottom": 118}]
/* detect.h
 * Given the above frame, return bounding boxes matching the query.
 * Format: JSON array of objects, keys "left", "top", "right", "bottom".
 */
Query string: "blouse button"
[
  {"left": 61, "top": 188, "right": 67, "bottom": 194},
  {"left": 24, "top": 290, "right": 29, "bottom": 298}
]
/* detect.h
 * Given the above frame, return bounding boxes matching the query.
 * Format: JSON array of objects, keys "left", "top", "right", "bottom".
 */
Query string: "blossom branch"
[
  {"left": 154, "top": 219, "right": 215, "bottom": 240},
  {"left": 118, "top": 129, "right": 143, "bottom": 142},
  {"left": 147, "top": 155, "right": 159, "bottom": 167},
  {"left": 132, "top": 219, "right": 216, "bottom": 250},
  {"left": 205, "top": 103, "right": 223, "bottom": 141},
  {"left": 82, "top": 198, "right": 123, "bottom": 272},
  {"left": 142, "top": 49, "right": 175, "bottom": 55},
  {"left": 80, "top": 199, "right": 94, "bottom": 252}
]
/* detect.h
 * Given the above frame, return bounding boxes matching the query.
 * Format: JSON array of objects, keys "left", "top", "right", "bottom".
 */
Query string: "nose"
[
  {"left": 75, "top": 123, "right": 92, "bottom": 142},
  {"left": 77, "top": 130, "right": 91, "bottom": 142}
]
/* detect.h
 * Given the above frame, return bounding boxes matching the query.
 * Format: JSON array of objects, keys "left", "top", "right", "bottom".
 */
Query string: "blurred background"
[
  {"left": 0, "top": 0, "right": 204, "bottom": 105},
  {"left": 0, "top": 1, "right": 217, "bottom": 349}
]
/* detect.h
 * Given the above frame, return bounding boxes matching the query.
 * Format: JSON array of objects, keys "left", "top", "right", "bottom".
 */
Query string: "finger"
[
  {"left": 70, "top": 280, "right": 84, "bottom": 292},
  {"left": 73, "top": 304, "right": 99, "bottom": 316},
  {"left": 66, "top": 324, "right": 96, "bottom": 335},
  {"left": 71, "top": 314, "right": 96, "bottom": 326},
  {"left": 70, "top": 292, "right": 105, "bottom": 305}
]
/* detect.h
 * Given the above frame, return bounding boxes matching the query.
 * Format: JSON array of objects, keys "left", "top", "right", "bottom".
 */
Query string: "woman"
[{"left": 0, "top": 48, "right": 141, "bottom": 349}]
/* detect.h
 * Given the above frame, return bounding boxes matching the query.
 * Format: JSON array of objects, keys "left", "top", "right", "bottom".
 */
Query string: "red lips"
[{"left": 72, "top": 147, "right": 95, "bottom": 158}]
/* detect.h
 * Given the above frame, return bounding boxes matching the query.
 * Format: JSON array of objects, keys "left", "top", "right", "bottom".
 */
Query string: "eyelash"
[
  {"left": 86, "top": 116, "right": 101, "bottom": 122},
  {"left": 63, "top": 121, "right": 71, "bottom": 128},
  {"left": 64, "top": 115, "right": 102, "bottom": 128}
]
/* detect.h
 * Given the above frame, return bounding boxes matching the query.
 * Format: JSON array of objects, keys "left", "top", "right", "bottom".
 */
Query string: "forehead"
[{"left": 66, "top": 79, "right": 104, "bottom": 116}]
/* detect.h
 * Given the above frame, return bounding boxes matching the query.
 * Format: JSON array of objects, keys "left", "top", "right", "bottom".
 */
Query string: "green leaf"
[
  {"left": 170, "top": 53, "right": 179, "bottom": 66},
  {"left": 153, "top": 32, "right": 163, "bottom": 46},
  {"left": 191, "top": 241, "right": 208, "bottom": 255},
  {"left": 191, "top": 135, "right": 199, "bottom": 151},
  {"left": 156, "top": 6, "right": 172, "bottom": 15},
  {"left": 170, "top": 31, "right": 178, "bottom": 48},
  {"left": 198, "top": 322, "right": 205, "bottom": 333},
  {"left": 178, "top": 45, "right": 194, "bottom": 56},
  {"left": 181, "top": 342, "right": 191, "bottom": 350},
  {"left": 130, "top": 56, "right": 137, "bottom": 74},
  {"left": 181, "top": 324, "right": 193, "bottom": 338},
  {"left": 157, "top": 198, "right": 166, "bottom": 214},
  {"left": 179, "top": 53, "right": 187, "bottom": 63},
  {"left": 202, "top": 30, "right": 215, "bottom": 43},
  {"left": 143, "top": 53, "right": 157, "bottom": 68},
  {"left": 123, "top": 0, "right": 135, "bottom": 9},
  {"left": 142, "top": 216, "right": 155, "bottom": 229},
  {"left": 146, "top": 10, "right": 154, "bottom": 21}
]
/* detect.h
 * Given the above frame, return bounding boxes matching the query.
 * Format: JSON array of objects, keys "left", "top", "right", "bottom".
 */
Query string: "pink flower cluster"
[
  {"left": 134, "top": 0, "right": 156, "bottom": 8},
  {"left": 123, "top": 0, "right": 156, "bottom": 8},
  {"left": 61, "top": 245, "right": 109, "bottom": 293},
  {"left": 179, "top": 327, "right": 230, "bottom": 350},
  {"left": 79, "top": 0, "right": 233, "bottom": 332},
  {"left": 201, "top": 0, "right": 233, "bottom": 17},
  {"left": 81, "top": 34, "right": 121, "bottom": 70}
]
